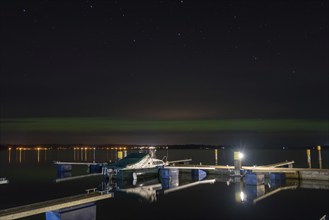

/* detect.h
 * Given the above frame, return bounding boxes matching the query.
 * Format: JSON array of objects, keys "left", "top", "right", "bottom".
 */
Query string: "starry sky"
[{"left": 0, "top": 0, "right": 328, "bottom": 147}]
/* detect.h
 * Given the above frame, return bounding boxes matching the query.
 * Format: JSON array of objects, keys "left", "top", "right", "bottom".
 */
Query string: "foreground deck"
[{"left": 0, "top": 191, "right": 113, "bottom": 220}]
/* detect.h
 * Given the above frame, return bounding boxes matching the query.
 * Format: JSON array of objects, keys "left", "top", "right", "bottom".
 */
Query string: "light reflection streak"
[
  {"left": 84, "top": 147, "right": 87, "bottom": 161},
  {"left": 19, "top": 148, "right": 22, "bottom": 163},
  {"left": 93, "top": 148, "right": 96, "bottom": 162},
  {"left": 8, "top": 147, "right": 11, "bottom": 163},
  {"left": 37, "top": 148, "right": 40, "bottom": 163}
]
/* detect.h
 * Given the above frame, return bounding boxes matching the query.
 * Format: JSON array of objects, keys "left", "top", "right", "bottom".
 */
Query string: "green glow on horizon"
[{"left": 1, "top": 118, "right": 328, "bottom": 133}]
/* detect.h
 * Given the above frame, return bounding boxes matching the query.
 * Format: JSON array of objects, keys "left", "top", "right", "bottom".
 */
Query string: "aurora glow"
[{"left": 1, "top": 118, "right": 327, "bottom": 133}]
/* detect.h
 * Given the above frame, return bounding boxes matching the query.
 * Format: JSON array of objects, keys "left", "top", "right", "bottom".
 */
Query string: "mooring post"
[
  {"left": 306, "top": 149, "right": 311, "bottom": 168},
  {"left": 214, "top": 149, "right": 218, "bottom": 165},
  {"left": 317, "top": 145, "right": 322, "bottom": 169},
  {"left": 234, "top": 152, "right": 243, "bottom": 176}
]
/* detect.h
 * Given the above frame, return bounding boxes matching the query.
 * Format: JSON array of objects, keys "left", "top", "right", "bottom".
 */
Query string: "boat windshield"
[{"left": 110, "top": 153, "right": 149, "bottom": 168}]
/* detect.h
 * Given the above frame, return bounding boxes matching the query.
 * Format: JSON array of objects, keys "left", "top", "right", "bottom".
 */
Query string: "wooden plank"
[
  {"left": 54, "top": 173, "right": 103, "bottom": 183},
  {"left": 0, "top": 192, "right": 113, "bottom": 220},
  {"left": 166, "top": 159, "right": 192, "bottom": 164},
  {"left": 53, "top": 161, "right": 101, "bottom": 166},
  {"left": 166, "top": 166, "right": 215, "bottom": 170},
  {"left": 253, "top": 185, "right": 298, "bottom": 204},
  {"left": 261, "top": 161, "right": 295, "bottom": 168}
]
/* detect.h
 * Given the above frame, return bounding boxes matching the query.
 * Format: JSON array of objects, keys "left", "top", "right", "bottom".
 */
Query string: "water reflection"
[
  {"left": 2, "top": 147, "right": 328, "bottom": 220},
  {"left": 8, "top": 147, "right": 11, "bottom": 163},
  {"left": 97, "top": 171, "right": 329, "bottom": 206},
  {"left": 7, "top": 147, "right": 48, "bottom": 163},
  {"left": 97, "top": 172, "right": 215, "bottom": 203},
  {"left": 222, "top": 175, "right": 329, "bottom": 205},
  {"left": 73, "top": 147, "right": 108, "bottom": 162},
  {"left": 50, "top": 153, "right": 329, "bottom": 208},
  {"left": 2, "top": 166, "right": 328, "bottom": 219}
]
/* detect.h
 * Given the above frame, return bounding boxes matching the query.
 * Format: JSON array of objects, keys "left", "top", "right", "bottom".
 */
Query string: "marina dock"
[
  {"left": 0, "top": 191, "right": 113, "bottom": 220},
  {"left": 166, "top": 162, "right": 329, "bottom": 181}
]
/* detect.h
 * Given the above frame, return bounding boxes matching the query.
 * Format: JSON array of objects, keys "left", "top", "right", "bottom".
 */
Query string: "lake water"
[{"left": 0, "top": 147, "right": 328, "bottom": 220}]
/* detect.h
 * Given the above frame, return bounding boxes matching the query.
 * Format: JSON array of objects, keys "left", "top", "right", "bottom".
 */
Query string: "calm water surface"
[{"left": 0, "top": 148, "right": 328, "bottom": 220}]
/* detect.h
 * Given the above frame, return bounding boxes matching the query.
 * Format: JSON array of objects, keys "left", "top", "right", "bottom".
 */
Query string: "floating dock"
[
  {"left": 0, "top": 191, "right": 113, "bottom": 220},
  {"left": 166, "top": 161, "right": 329, "bottom": 181},
  {"left": 54, "top": 158, "right": 329, "bottom": 181}
]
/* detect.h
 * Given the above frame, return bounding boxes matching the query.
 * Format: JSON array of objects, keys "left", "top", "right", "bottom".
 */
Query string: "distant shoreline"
[{"left": 0, "top": 144, "right": 328, "bottom": 150}]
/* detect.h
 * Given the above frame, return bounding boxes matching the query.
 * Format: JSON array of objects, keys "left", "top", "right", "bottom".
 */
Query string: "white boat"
[
  {"left": 0, "top": 177, "right": 9, "bottom": 185},
  {"left": 106, "top": 152, "right": 165, "bottom": 180}
]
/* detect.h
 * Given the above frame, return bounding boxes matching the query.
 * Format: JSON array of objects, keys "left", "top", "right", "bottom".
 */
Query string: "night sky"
[{"left": 0, "top": 0, "right": 328, "bottom": 147}]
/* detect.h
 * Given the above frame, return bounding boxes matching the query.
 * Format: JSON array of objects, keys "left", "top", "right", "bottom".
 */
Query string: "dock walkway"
[
  {"left": 0, "top": 191, "right": 113, "bottom": 220},
  {"left": 167, "top": 162, "right": 329, "bottom": 181}
]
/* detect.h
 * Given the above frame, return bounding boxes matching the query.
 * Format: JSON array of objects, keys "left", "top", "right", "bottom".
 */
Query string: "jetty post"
[
  {"left": 214, "top": 149, "right": 218, "bottom": 165},
  {"left": 317, "top": 145, "right": 322, "bottom": 169},
  {"left": 306, "top": 149, "right": 311, "bottom": 168},
  {"left": 234, "top": 151, "right": 243, "bottom": 176}
]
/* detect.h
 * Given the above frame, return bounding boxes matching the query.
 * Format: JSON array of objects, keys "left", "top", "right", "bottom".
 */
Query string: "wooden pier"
[
  {"left": 53, "top": 161, "right": 104, "bottom": 166},
  {"left": 167, "top": 161, "right": 329, "bottom": 181},
  {"left": 0, "top": 191, "right": 113, "bottom": 220}
]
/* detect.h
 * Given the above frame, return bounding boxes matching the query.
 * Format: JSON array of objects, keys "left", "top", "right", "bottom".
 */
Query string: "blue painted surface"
[
  {"left": 269, "top": 173, "right": 285, "bottom": 180},
  {"left": 191, "top": 169, "right": 207, "bottom": 181},
  {"left": 45, "top": 203, "right": 96, "bottom": 220},
  {"left": 89, "top": 164, "right": 102, "bottom": 173},
  {"left": 56, "top": 165, "right": 72, "bottom": 179},
  {"left": 244, "top": 173, "right": 265, "bottom": 185},
  {"left": 46, "top": 211, "right": 60, "bottom": 220},
  {"left": 159, "top": 168, "right": 179, "bottom": 189},
  {"left": 57, "top": 164, "right": 72, "bottom": 172}
]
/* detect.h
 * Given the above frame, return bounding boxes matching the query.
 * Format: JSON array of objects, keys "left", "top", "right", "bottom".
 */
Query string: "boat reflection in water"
[
  {"left": 45, "top": 172, "right": 215, "bottom": 220},
  {"left": 229, "top": 175, "right": 329, "bottom": 204},
  {"left": 97, "top": 169, "right": 329, "bottom": 205},
  {"left": 98, "top": 169, "right": 215, "bottom": 203},
  {"left": 47, "top": 169, "right": 329, "bottom": 220}
]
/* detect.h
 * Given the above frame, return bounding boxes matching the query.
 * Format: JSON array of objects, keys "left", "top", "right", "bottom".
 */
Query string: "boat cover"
[{"left": 109, "top": 153, "right": 149, "bottom": 168}]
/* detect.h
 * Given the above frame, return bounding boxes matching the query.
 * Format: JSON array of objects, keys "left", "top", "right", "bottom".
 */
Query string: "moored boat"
[
  {"left": 0, "top": 177, "right": 9, "bottom": 185},
  {"left": 105, "top": 152, "right": 165, "bottom": 180}
]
